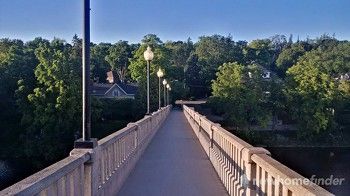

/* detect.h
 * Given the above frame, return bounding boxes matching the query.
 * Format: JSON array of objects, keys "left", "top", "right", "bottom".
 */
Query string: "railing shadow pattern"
[{"left": 183, "top": 105, "right": 332, "bottom": 196}]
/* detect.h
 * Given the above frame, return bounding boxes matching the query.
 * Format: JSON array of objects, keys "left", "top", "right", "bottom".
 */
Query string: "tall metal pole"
[
  {"left": 82, "top": 0, "right": 91, "bottom": 141},
  {"left": 146, "top": 60, "right": 150, "bottom": 114},
  {"left": 158, "top": 77, "right": 161, "bottom": 109}
]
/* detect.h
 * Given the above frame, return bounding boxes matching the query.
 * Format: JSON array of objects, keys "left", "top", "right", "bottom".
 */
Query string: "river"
[{"left": 268, "top": 147, "right": 350, "bottom": 195}]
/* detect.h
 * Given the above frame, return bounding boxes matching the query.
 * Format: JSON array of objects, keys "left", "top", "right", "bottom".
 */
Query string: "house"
[
  {"left": 262, "top": 71, "right": 271, "bottom": 79},
  {"left": 91, "top": 82, "right": 138, "bottom": 99}
]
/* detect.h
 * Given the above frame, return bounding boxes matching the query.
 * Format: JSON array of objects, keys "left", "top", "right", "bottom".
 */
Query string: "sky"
[{"left": 0, "top": 0, "right": 349, "bottom": 44}]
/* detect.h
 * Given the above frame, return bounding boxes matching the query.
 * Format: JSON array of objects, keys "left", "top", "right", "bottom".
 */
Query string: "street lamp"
[
  {"left": 162, "top": 79, "right": 167, "bottom": 106},
  {"left": 168, "top": 87, "right": 172, "bottom": 105},
  {"left": 74, "top": 0, "right": 97, "bottom": 148},
  {"left": 144, "top": 46, "right": 154, "bottom": 115},
  {"left": 157, "top": 69, "right": 164, "bottom": 109},
  {"left": 166, "top": 84, "right": 170, "bottom": 105}
]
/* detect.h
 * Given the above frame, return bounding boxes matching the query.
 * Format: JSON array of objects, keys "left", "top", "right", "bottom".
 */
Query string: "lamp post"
[
  {"left": 168, "top": 87, "right": 171, "bottom": 105},
  {"left": 157, "top": 69, "right": 164, "bottom": 109},
  {"left": 162, "top": 79, "right": 167, "bottom": 106},
  {"left": 143, "top": 46, "right": 154, "bottom": 115},
  {"left": 74, "top": 0, "right": 97, "bottom": 148},
  {"left": 166, "top": 84, "right": 170, "bottom": 105}
]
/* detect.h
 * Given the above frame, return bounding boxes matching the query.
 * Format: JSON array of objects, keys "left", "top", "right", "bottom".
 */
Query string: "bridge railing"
[
  {"left": 183, "top": 105, "right": 332, "bottom": 196},
  {"left": 1, "top": 105, "right": 171, "bottom": 196}
]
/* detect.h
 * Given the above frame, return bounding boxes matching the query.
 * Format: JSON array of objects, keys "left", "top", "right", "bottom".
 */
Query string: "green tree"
[
  {"left": 245, "top": 39, "right": 273, "bottom": 69},
  {"left": 194, "top": 35, "right": 244, "bottom": 96},
  {"left": 105, "top": 41, "right": 132, "bottom": 82},
  {"left": 129, "top": 35, "right": 171, "bottom": 82},
  {"left": 22, "top": 39, "right": 82, "bottom": 167},
  {"left": 211, "top": 62, "right": 270, "bottom": 129},
  {"left": 276, "top": 43, "right": 306, "bottom": 75},
  {"left": 285, "top": 43, "right": 350, "bottom": 136},
  {"left": 91, "top": 43, "right": 111, "bottom": 83}
]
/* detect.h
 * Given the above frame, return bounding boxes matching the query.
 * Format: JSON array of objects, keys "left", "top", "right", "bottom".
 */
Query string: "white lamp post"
[
  {"left": 168, "top": 87, "right": 171, "bottom": 105},
  {"left": 166, "top": 84, "right": 170, "bottom": 105},
  {"left": 162, "top": 79, "right": 167, "bottom": 106},
  {"left": 157, "top": 69, "right": 164, "bottom": 109},
  {"left": 143, "top": 46, "right": 154, "bottom": 114}
]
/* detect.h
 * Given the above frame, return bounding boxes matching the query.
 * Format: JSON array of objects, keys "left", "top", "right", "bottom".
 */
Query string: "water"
[
  {"left": 0, "top": 161, "right": 15, "bottom": 190},
  {"left": 268, "top": 147, "right": 350, "bottom": 195},
  {"left": 0, "top": 160, "right": 33, "bottom": 190}
]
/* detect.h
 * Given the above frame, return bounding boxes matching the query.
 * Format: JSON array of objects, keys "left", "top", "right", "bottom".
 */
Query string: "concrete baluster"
[
  {"left": 70, "top": 147, "right": 101, "bottom": 196},
  {"left": 242, "top": 147, "right": 270, "bottom": 196}
]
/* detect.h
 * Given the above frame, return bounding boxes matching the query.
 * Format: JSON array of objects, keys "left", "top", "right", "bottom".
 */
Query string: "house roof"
[
  {"left": 91, "top": 82, "right": 138, "bottom": 96},
  {"left": 91, "top": 83, "right": 113, "bottom": 95},
  {"left": 116, "top": 82, "right": 138, "bottom": 95}
]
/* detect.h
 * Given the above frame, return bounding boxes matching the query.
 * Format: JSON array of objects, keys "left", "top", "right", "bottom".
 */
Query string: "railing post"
[
  {"left": 211, "top": 124, "right": 220, "bottom": 148},
  {"left": 198, "top": 114, "right": 202, "bottom": 133},
  {"left": 242, "top": 147, "right": 270, "bottom": 196},
  {"left": 70, "top": 147, "right": 101, "bottom": 196},
  {"left": 127, "top": 123, "right": 139, "bottom": 148}
]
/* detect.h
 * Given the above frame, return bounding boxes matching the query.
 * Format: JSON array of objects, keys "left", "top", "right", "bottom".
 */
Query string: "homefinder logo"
[{"left": 243, "top": 174, "right": 345, "bottom": 187}]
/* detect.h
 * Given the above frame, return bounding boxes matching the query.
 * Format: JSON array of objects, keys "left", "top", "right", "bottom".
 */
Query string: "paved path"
[{"left": 118, "top": 110, "right": 228, "bottom": 196}]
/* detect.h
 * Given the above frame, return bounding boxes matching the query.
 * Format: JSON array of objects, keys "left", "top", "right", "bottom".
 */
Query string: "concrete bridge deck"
[{"left": 118, "top": 110, "right": 228, "bottom": 196}]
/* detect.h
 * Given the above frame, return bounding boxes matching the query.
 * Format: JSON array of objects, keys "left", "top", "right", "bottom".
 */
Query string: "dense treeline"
[
  {"left": 0, "top": 33, "right": 349, "bottom": 171},
  {"left": 209, "top": 35, "right": 350, "bottom": 142}
]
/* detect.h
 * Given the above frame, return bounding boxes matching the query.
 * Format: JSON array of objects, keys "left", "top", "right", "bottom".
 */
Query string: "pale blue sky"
[{"left": 0, "top": 0, "right": 349, "bottom": 43}]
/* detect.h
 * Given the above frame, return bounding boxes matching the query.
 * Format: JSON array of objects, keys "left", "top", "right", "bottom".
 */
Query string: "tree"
[
  {"left": 129, "top": 35, "right": 171, "bottom": 82},
  {"left": 22, "top": 39, "right": 82, "bottom": 167},
  {"left": 194, "top": 35, "right": 243, "bottom": 96},
  {"left": 184, "top": 52, "right": 206, "bottom": 98},
  {"left": 245, "top": 39, "right": 273, "bottom": 69},
  {"left": 285, "top": 43, "right": 350, "bottom": 136},
  {"left": 164, "top": 39, "right": 193, "bottom": 68},
  {"left": 141, "top": 34, "right": 163, "bottom": 47},
  {"left": 91, "top": 43, "right": 111, "bottom": 83},
  {"left": 105, "top": 41, "right": 132, "bottom": 82},
  {"left": 276, "top": 43, "right": 306, "bottom": 76},
  {"left": 211, "top": 62, "right": 270, "bottom": 129}
]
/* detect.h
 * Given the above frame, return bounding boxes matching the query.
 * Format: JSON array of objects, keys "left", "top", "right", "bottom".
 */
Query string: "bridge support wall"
[
  {"left": 0, "top": 106, "right": 172, "bottom": 196},
  {"left": 183, "top": 105, "right": 332, "bottom": 196}
]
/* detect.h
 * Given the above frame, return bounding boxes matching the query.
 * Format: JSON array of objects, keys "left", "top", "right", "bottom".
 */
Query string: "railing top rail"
[
  {"left": 0, "top": 151, "right": 89, "bottom": 196},
  {"left": 213, "top": 125, "right": 253, "bottom": 149},
  {"left": 98, "top": 106, "right": 170, "bottom": 149},
  {"left": 252, "top": 154, "right": 332, "bottom": 196},
  {"left": 183, "top": 105, "right": 252, "bottom": 150},
  {"left": 98, "top": 125, "right": 137, "bottom": 148}
]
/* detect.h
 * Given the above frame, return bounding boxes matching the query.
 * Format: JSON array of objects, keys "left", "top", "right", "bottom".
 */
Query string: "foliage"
[
  {"left": 1, "top": 33, "right": 350, "bottom": 172},
  {"left": 105, "top": 41, "right": 133, "bottom": 82},
  {"left": 285, "top": 43, "right": 350, "bottom": 136},
  {"left": 91, "top": 42, "right": 111, "bottom": 83},
  {"left": 193, "top": 35, "right": 244, "bottom": 95},
  {"left": 21, "top": 39, "right": 82, "bottom": 166},
  {"left": 276, "top": 43, "right": 307, "bottom": 75},
  {"left": 128, "top": 35, "right": 171, "bottom": 82},
  {"left": 211, "top": 62, "right": 270, "bottom": 129}
]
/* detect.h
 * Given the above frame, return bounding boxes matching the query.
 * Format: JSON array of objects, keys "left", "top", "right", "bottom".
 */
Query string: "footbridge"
[{"left": 0, "top": 105, "right": 332, "bottom": 196}]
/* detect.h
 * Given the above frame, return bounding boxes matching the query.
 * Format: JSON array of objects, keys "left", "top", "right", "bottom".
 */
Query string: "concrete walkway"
[{"left": 118, "top": 110, "right": 228, "bottom": 196}]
